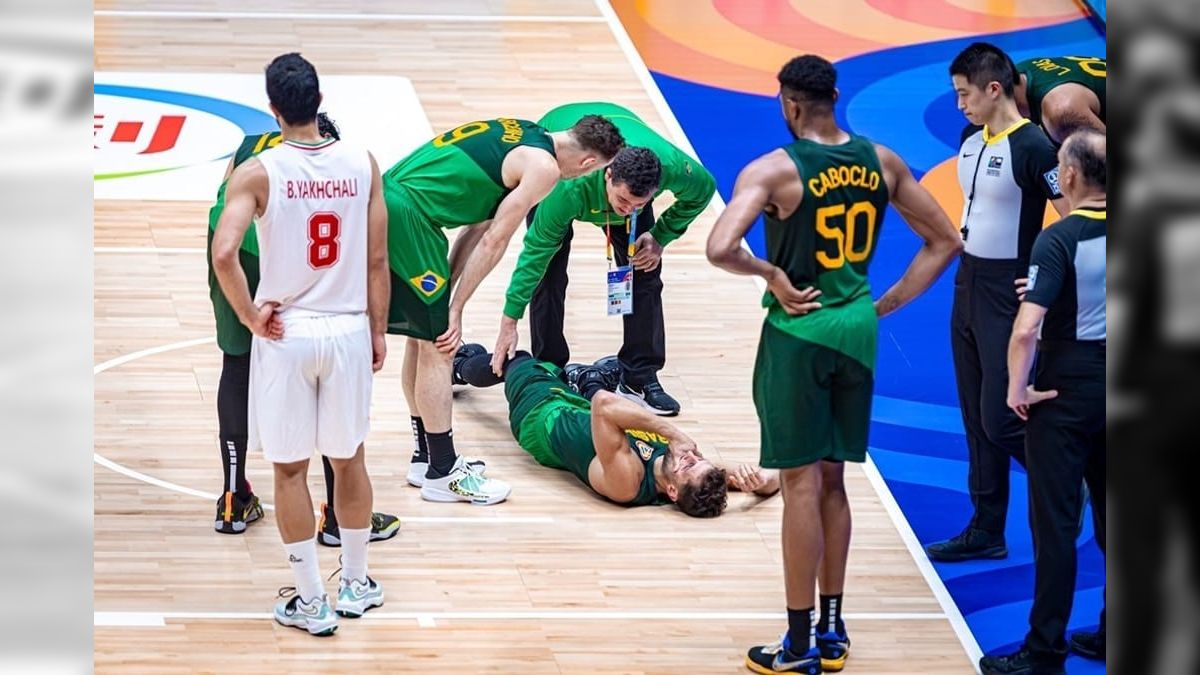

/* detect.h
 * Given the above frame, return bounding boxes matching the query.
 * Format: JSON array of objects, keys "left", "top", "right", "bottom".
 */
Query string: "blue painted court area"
[{"left": 654, "top": 18, "right": 1106, "bottom": 674}]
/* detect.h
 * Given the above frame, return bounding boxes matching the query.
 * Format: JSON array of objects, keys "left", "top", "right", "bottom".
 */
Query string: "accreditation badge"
[{"left": 606, "top": 265, "right": 633, "bottom": 316}]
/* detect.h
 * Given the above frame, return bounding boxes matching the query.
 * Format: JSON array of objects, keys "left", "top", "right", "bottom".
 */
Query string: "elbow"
[
  {"left": 590, "top": 389, "right": 617, "bottom": 412},
  {"left": 211, "top": 245, "right": 238, "bottom": 274},
  {"left": 705, "top": 239, "right": 733, "bottom": 266},
  {"left": 1011, "top": 324, "right": 1039, "bottom": 344},
  {"left": 944, "top": 236, "right": 965, "bottom": 258}
]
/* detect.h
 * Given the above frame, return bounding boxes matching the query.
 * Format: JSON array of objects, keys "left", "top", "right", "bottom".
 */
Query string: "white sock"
[
  {"left": 284, "top": 538, "right": 324, "bottom": 602},
  {"left": 339, "top": 527, "right": 370, "bottom": 583}
]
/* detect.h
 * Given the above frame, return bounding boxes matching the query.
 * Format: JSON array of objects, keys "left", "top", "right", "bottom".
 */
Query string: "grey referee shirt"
[
  {"left": 1025, "top": 209, "right": 1107, "bottom": 341},
  {"left": 957, "top": 119, "right": 1063, "bottom": 260}
]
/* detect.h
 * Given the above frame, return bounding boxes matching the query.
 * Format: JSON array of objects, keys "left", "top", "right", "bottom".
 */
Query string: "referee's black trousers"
[
  {"left": 951, "top": 254, "right": 1029, "bottom": 535},
  {"left": 528, "top": 204, "right": 666, "bottom": 385},
  {"left": 1023, "top": 342, "right": 1106, "bottom": 668}
]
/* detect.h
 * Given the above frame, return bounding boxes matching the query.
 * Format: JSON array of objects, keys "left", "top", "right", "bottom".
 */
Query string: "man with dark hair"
[
  {"left": 707, "top": 54, "right": 963, "bottom": 673},
  {"left": 385, "top": 112, "right": 624, "bottom": 504},
  {"left": 208, "top": 112, "right": 400, "bottom": 546},
  {"left": 1014, "top": 56, "right": 1106, "bottom": 144},
  {"left": 926, "top": 42, "right": 1069, "bottom": 563},
  {"left": 493, "top": 102, "right": 718, "bottom": 416},
  {"left": 450, "top": 344, "right": 779, "bottom": 517},
  {"left": 213, "top": 52, "right": 388, "bottom": 635},
  {"left": 982, "top": 129, "right": 1107, "bottom": 675}
]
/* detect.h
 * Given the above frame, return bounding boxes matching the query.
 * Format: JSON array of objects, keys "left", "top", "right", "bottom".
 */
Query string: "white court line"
[
  {"left": 96, "top": 609, "right": 946, "bottom": 627},
  {"left": 94, "top": 10, "right": 605, "bottom": 23},
  {"left": 93, "top": 337, "right": 552, "bottom": 525},
  {"left": 593, "top": 0, "right": 983, "bottom": 669}
]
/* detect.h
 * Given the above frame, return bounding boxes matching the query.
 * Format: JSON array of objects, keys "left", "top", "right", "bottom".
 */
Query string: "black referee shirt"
[{"left": 1025, "top": 209, "right": 1107, "bottom": 341}]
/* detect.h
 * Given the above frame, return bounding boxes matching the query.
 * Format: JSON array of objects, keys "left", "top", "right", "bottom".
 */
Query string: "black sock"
[
  {"left": 426, "top": 429, "right": 457, "bottom": 478},
  {"left": 322, "top": 455, "right": 336, "bottom": 511},
  {"left": 410, "top": 416, "right": 428, "bottom": 464},
  {"left": 217, "top": 352, "right": 251, "bottom": 499},
  {"left": 786, "top": 607, "right": 815, "bottom": 654},
  {"left": 819, "top": 593, "right": 845, "bottom": 635}
]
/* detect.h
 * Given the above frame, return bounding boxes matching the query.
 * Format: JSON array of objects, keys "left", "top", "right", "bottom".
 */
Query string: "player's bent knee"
[{"left": 272, "top": 458, "right": 310, "bottom": 480}]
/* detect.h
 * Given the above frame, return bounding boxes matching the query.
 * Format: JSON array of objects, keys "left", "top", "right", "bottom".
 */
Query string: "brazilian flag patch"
[{"left": 410, "top": 270, "right": 446, "bottom": 297}]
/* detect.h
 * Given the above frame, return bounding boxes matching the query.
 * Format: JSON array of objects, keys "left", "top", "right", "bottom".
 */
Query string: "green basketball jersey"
[
  {"left": 763, "top": 135, "right": 888, "bottom": 369},
  {"left": 549, "top": 409, "right": 671, "bottom": 506},
  {"left": 1017, "top": 56, "right": 1107, "bottom": 130},
  {"left": 384, "top": 118, "right": 556, "bottom": 227},
  {"left": 207, "top": 131, "right": 280, "bottom": 355}
]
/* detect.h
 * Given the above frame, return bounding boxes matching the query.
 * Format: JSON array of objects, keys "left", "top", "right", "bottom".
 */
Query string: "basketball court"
[{"left": 93, "top": 1, "right": 1105, "bottom": 672}]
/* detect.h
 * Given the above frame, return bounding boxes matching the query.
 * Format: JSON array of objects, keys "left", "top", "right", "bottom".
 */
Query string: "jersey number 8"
[
  {"left": 815, "top": 201, "right": 877, "bottom": 270},
  {"left": 308, "top": 212, "right": 341, "bottom": 269}
]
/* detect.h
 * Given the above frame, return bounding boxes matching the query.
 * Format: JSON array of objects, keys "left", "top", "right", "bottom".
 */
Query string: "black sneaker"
[
  {"left": 566, "top": 364, "right": 611, "bottom": 400},
  {"left": 816, "top": 629, "right": 850, "bottom": 672},
  {"left": 317, "top": 502, "right": 401, "bottom": 547},
  {"left": 452, "top": 343, "right": 487, "bottom": 385},
  {"left": 979, "top": 646, "right": 1064, "bottom": 675},
  {"left": 593, "top": 355, "right": 621, "bottom": 390},
  {"left": 746, "top": 635, "right": 822, "bottom": 674},
  {"left": 617, "top": 377, "right": 681, "bottom": 416},
  {"left": 1068, "top": 629, "right": 1105, "bottom": 660},
  {"left": 925, "top": 526, "right": 1007, "bottom": 562},
  {"left": 214, "top": 491, "right": 263, "bottom": 534}
]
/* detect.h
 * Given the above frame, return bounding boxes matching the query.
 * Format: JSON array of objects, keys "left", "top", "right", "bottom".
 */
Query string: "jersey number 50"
[
  {"left": 815, "top": 201, "right": 877, "bottom": 270},
  {"left": 308, "top": 212, "right": 341, "bottom": 269}
]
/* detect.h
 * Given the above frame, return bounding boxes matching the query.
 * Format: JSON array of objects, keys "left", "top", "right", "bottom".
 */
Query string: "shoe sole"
[
  {"left": 370, "top": 521, "right": 401, "bottom": 542},
  {"left": 336, "top": 595, "right": 384, "bottom": 618},
  {"left": 821, "top": 654, "right": 847, "bottom": 671},
  {"left": 408, "top": 465, "right": 488, "bottom": 488},
  {"left": 926, "top": 546, "right": 1008, "bottom": 562},
  {"left": 274, "top": 615, "right": 338, "bottom": 636},
  {"left": 616, "top": 388, "right": 680, "bottom": 417},
  {"left": 420, "top": 486, "right": 510, "bottom": 506},
  {"left": 743, "top": 656, "right": 818, "bottom": 675}
]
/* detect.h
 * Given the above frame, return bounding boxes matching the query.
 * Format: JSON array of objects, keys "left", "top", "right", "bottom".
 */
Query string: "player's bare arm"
[
  {"left": 1041, "top": 84, "right": 1105, "bottom": 144},
  {"left": 706, "top": 150, "right": 822, "bottom": 316},
  {"left": 717, "top": 461, "right": 781, "bottom": 497},
  {"left": 871, "top": 144, "right": 964, "bottom": 318},
  {"left": 211, "top": 159, "right": 282, "bottom": 340},
  {"left": 366, "top": 152, "right": 390, "bottom": 372},
  {"left": 438, "top": 147, "right": 561, "bottom": 356},
  {"left": 587, "top": 390, "right": 692, "bottom": 502}
]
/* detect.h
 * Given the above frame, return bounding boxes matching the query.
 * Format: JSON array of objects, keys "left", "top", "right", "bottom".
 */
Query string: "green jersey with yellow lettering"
[
  {"left": 206, "top": 131, "right": 281, "bottom": 355},
  {"left": 1017, "top": 56, "right": 1107, "bottom": 131},
  {"left": 383, "top": 118, "right": 556, "bottom": 227},
  {"left": 764, "top": 135, "right": 888, "bottom": 370}
]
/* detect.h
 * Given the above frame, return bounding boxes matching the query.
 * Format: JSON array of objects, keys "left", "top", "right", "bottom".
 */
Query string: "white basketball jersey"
[{"left": 254, "top": 138, "right": 372, "bottom": 315}]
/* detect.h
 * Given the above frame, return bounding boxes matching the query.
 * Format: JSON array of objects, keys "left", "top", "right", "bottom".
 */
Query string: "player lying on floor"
[{"left": 451, "top": 344, "right": 780, "bottom": 515}]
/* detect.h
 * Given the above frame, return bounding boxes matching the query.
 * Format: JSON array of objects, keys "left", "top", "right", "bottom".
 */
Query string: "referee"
[
  {"left": 981, "top": 129, "right": 1106, "bottom": 674},
  {"left": 926, "top": 43, "right": 1067, "bottom": 562}
]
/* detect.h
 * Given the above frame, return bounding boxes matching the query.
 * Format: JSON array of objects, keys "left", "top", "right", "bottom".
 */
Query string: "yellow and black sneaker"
[
  {"left": 816, "top": 630, "right": 850, "bottom": 672},
  {"left": 317, "top": 502, "right": 401, "bottom": 547},
  {"left": 214, "top": 491, "right": 263, "bottom": 535}
]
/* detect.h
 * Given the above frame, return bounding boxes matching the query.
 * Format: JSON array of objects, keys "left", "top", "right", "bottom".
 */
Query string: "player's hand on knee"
[
  {"left": 250, "top": 302, "right": 283, "bottom": 340},
  {"left": 371, "top": 331, "right": 387, "bottom": 372},
  {"left": 767, "top": 269, "right": 822, "bottom": 316},
  {"left": 435, "top": 312, "right": 462, "bottom": 353}
]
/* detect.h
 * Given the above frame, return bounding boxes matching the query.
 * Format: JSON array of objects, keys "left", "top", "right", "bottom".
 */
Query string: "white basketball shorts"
[{"left": 248, "top": 310, "right": 372, "bottom": 464}]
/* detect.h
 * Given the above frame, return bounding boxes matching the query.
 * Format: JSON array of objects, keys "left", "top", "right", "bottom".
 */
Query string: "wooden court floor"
[{"left": 94, "top": 1, "right": 977, "bottom": 672}]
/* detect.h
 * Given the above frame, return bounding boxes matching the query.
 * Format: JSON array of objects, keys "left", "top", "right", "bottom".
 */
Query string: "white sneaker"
[
  {"left": 273, "top": 591, "right": 337, "bottom": 636},
  {"left": 336, "top": 575, "right": 384, "bottom": 618},
  {"left": 406, "top": 456, "right": 487, "bottom": 487},
  {"left": 420, "top": 461, "right": 511, "bottom": 505}
]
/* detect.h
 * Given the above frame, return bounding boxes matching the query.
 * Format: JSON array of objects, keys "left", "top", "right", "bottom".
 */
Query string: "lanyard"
[{"left": 604, "top": 207, "right": 639, "bottom": 269}]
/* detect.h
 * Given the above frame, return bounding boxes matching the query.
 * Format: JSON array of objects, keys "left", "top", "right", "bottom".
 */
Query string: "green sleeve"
[
  {"left": 503, "top": 182, "right": 581, "bottom": 320},
  {"left": 649, "top": 159, "right": 716, "bottom": 246}
]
